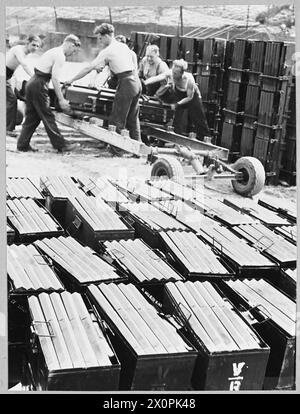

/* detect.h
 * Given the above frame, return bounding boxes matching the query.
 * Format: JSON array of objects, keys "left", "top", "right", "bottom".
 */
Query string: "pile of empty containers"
[{"left": 7, "top": 176, "right": 297, "bottom": 391}]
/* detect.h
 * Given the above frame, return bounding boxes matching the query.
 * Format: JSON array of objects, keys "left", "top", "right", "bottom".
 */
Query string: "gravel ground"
[{"left": 6, "top": 125, "right": 296, "bottom": 205}]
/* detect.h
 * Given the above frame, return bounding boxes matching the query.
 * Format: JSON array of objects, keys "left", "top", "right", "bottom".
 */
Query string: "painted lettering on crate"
[{"left": 228, "top": 362, "right": 246, "bottom": 391}]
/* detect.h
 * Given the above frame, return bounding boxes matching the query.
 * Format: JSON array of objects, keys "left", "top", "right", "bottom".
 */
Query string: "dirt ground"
[{"left": 6, "top": 124, "right": 297, "bottom": 206}]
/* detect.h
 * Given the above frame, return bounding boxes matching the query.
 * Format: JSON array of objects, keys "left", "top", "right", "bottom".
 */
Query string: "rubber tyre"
[
  {"left": 231, "top": 156, "right": 265, "bottom": 196},
  {"left": 150, "top": 156, "right": 185, "bottom": 184}
]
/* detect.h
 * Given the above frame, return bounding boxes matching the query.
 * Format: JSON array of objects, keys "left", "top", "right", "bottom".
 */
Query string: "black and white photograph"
[{"left": 3, "top": 2, "right": 298, "bottom": 394}]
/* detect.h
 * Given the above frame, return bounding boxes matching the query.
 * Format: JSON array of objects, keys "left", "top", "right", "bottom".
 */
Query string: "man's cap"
[{"left": 64, "top": 34, "right": 81, "bottom": 47}]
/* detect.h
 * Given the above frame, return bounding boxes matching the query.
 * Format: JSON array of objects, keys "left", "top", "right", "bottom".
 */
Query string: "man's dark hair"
[
  {"left": 27, "top": 35, "right": 40, "bottom": 44},
  {"left": 94, "top": 23, "right": 115, "bottom": 36}
]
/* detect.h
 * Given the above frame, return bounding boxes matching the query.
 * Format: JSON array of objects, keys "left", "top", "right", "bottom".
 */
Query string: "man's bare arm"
[
  {"left": 14, "top": 47, "right": 34, "bottom": 77},
  {"left": 177, "top": 79, "right": 194, "bottom": 105},
  {"left": 144, "top": 72, "right": 167, "bottom": 85},
  {"left": 66, "top": 49, "right": 106, "bottom": 84},
  {"left": 67, "top": 62, "right": 96, "bottom": 84}
]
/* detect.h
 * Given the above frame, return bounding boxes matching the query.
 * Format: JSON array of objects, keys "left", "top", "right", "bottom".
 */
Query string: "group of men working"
[{"left": 6, "top": 23, "right": 211, "bottom": 153}]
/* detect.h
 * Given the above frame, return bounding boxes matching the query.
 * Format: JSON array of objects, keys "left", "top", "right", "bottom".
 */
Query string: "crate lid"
[
  {"left": 7, "top": 177, "right": 44, "bottom": 200},
  {"left": 225, "top": 279, "right": 296, "bottom": 337},
  {"left": 198, "top": 224, "right": 274, "bottom": 268},
  {"left": 165, "top": 280, "right": 264, "bottom": 353},
  {"left": 223, "top": 197, "right": 290, "bottom": 226},
  {"left": 34, "top": 236, "right": 120, "bottom": 285},
  {"left": 7, "top": 198, "right": 63, "bottom": 236},
  {"left": 8, "top": 244, "right": 64, "bottom": 293},
  {"left": 121, "top": 202, "right": 187, "bottom": 232},
  {"left": 70, "top": 193, "right": 128, "bottom": 232},
  {"left": 104, "top": 238, "right": 182, "bottom": 283},
  {"left": 234, "top": 223, "right": 297, "bottom": 265},
  {"left": 40, "top": 176, "right": 82, "bottom": 199},
  {"left": 89, "top": 283, "right": 192, "bottom": 356},
  {"left": 160, "top": 230, "right": 229, "bottom": 276}
]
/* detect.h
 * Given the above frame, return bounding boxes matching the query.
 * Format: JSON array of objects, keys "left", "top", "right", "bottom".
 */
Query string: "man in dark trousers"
[
  {"left": 17, "top": 34, "right": 81, "bottom": 152},
  {"left": 6, "top": 35, "right": 41, "bottom": 137},
  {"left": 66, "top": 23, "right": 142, "bottom": 142}
]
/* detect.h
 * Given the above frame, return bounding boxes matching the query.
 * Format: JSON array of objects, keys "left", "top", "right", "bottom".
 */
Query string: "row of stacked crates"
[{"left": 130, "top": 32, "right": 296, "bottom": 185}]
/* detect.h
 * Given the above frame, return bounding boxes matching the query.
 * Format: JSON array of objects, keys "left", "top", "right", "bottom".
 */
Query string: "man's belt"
[{"left": 34, "top": 68, "right": 52, "bottom": 81}]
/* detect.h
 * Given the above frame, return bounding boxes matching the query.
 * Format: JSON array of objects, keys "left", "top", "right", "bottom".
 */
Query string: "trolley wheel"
[
  {"left": 231, "top": 156, "right": 265, "bottom": 196},
  {"left": 150, "top": 156, "right": 185, "bottom": 184}
]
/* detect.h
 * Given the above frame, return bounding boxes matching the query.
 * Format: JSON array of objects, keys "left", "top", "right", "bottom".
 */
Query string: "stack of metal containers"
[{"left": 131, "top": 32, "right": 296, "bottom": 184}]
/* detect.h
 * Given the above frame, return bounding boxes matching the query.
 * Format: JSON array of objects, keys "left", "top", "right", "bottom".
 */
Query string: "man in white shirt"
[
  {"left": 66, "top": 23, "right": 142, "bottom": 142},
  {"left": 6, "top": 35, "right": 40, "bottom": 136},
  {"left": 17, "top": 34, "right": 81, "bottom": 152}
]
